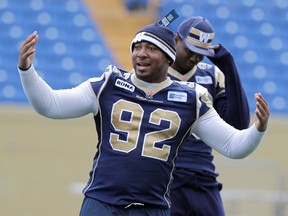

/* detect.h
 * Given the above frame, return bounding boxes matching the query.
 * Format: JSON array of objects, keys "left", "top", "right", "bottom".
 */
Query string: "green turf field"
[{"left": 1, "top": 105, "right": 287, "bottom": 216}]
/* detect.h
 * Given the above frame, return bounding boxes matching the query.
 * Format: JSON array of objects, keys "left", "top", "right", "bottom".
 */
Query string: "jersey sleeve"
[
  {"left": 192, "top": 108, "right": 265, "bottom": 159},
  {"left": 19, "top": 64, "right": 98, "bottom": 119},
  {"left": 193, "top": 82, "right": 213, "bottom": 119},
  {"left": 208, "top": 44, "right": 250, "bottom": 129}
]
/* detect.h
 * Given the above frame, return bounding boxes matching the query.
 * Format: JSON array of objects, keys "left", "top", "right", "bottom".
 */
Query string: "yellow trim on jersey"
[
  {"left": 168, "top": 66, "right": 197, "bottom": 81},
  {"left": 131, "top": 73, "right": 173, "bottom": 96}
]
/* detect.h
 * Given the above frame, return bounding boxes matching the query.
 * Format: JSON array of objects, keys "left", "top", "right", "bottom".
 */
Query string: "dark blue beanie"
[{"left": 130, "top": 23, "right": 176, "bottom": 65}]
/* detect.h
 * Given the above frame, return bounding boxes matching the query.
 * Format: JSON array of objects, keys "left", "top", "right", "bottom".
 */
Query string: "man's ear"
[{"left": 175, "top": 34, "right": 180, "bottom": 42}]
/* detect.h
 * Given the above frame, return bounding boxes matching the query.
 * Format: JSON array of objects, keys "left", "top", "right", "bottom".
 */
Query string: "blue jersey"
[
  {"left": 82, "top": 65, "right": 212, "bottom": 208},
  {"left": 168, "top": 45, "right": 250, "bottom": 176},
  {"left": 168, "top": 63, "right": 224, "bottom": 173}
]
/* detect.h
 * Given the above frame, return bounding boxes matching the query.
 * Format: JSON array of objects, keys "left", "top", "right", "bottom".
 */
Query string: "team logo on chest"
[
  {"left": 115, "top": 79, "right": 135, "bottom": 92},
  {"left": 145, "top": 91, "right": 154, "bottom": 99}
]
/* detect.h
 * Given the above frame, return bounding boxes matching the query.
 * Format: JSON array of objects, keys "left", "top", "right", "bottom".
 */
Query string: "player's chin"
[
  {"left": 135, "top": 67, "right": 149, "bottom": 75},
  {"left": 135, "top": 69, "right": 152, "bottom": 81},
  {"left": 185, "top": 61, "right": 196, "bottom": 69},
  {"left": 135, "top": 71, "right": 148, "bottom": 79}
]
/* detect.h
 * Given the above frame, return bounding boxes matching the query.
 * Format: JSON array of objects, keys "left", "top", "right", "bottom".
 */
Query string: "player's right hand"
[{"left": 18, "top": 31, "right": 38, "bottom": 70}]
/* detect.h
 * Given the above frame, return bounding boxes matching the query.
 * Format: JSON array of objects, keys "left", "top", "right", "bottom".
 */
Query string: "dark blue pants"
[
  {"left": 170, "top": 185, "right": 225, "bottom": 216},
  {"left": 170, "top": 170, "right": 225, "bottom": 216},
  {"left": 79, "top": 196, "right": 170, "bottom": 216}
]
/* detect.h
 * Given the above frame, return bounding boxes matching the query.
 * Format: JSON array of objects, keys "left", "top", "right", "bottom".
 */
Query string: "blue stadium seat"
[
  {"left": 0, "top": 0, "right": 116, "bottom": 103},
  {"left": 1, "top": 0, "right": 288, "bottom": 115},
  {"left": 159, "top": 0, "right": 288, "bottom": 115}
]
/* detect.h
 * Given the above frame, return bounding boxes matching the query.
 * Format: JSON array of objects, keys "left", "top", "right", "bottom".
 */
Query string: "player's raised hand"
[
  {"left": 209, "top": 44, "right": 220, "bottom": 50},
  {"left": 254, "top": 93, "right": 269, "bottom": 132},
  {"left": 18, "top": 31, "right": 38, "bottom": 70}
]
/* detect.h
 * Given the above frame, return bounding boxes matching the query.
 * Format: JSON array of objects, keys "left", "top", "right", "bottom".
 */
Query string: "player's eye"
[
  {"left": 148, "top": 45, "right": 158, "bottom": 51},
  {"left": 134, "top": 44, "right": 141, "bottom": 50}
]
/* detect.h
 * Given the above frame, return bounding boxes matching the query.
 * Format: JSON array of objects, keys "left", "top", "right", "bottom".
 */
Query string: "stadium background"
[{"left": 0, "top": 0, "right": 287, "bottom": 215}]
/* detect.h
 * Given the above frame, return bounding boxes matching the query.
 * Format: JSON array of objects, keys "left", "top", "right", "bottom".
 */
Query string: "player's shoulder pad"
[
  {"left": 106, "top": 65, "right": 131, "bottom": 80},
  {"left": 174, "top": 81, "right": 211, "bottom": 101},
  {"left": 89, "top": 65, "right": 131, "bottom": 82},
  {"left": 194, "top": 83, "right": 213, "bottom": 107},
  {"left": 176, "top": 81, "right": 207, "bottom": 92},
  {"left": 194, "top": 82, "right": 209, "bottom": 94},
  {"left": 197, "top": 62, "right": 223, "bottom": 79},
  {"left": 175, "top": 80, "right": 197, "bottom": 89}
]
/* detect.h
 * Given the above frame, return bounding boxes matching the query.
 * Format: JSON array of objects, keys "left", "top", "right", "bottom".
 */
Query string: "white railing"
[{"left": 214, "top": 157, "right": 287, "bottom": 216}]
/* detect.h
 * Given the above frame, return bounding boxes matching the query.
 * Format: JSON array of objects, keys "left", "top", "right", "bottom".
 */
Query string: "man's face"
[
  {"left": 132, "top": 42, "right": 170, "bottom": 83},
  {"left": 173, "top": 35, "right": 204, "bottom": 73}
]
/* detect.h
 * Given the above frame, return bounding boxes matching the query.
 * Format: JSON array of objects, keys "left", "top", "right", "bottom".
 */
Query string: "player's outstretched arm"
[
  {"left": 254, "top": 93, "right": 269, "bottom": 132},
  {"left": 18, "top": 31, "right": 38, "bottom": 70},
  {"left": 192, "top": 92, "right": 270, "bottom": 159},
  {"left": 17, "top": 32, "right": 98, "bottom": 119}
]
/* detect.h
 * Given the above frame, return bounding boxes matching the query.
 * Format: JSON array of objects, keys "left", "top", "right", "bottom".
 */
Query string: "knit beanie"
[{"left": 130, "top": 23, "right": 176, "bottom": 65}]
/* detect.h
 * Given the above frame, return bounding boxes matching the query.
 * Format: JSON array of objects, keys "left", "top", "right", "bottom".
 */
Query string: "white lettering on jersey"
[
  {"left": 167, "top": 91, "right": 187, "bottom": 102},
  {"left": 197, "top": 62, "right": 213, "bottom": 70},
  {"left": 115, "top": 79, "right": 135, "bottom": 92},
  {"left": 195, "top": 75, "right": 213, "bottom": 84}
]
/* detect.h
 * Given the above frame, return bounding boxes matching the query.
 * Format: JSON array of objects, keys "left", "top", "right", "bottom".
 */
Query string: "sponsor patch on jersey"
[
  {"left": 198, "top": 62, "right": 213, "bottom": 70},
  {"left": 167, "top": 91, "right": 187, "bottom": 102},
  {"left": 195, "top": 75, "right": 213, "bottom": 84},
  {"left": 115, "top": 79, "right": 135, "bottom": 92}
]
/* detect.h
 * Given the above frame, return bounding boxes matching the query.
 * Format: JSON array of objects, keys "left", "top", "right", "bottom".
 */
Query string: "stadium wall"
[{"left": 0, "top": 105, "right": 287, "bottom": 216}]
